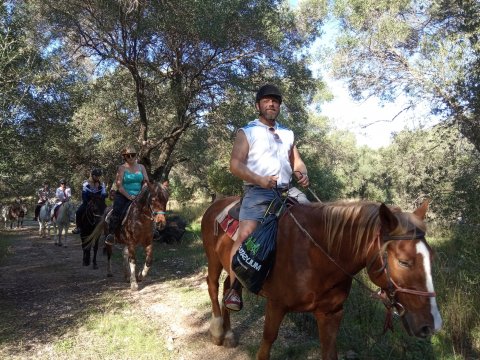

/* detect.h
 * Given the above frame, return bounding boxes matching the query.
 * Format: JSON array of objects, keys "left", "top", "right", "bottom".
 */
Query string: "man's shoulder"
[
  {"left": 242, "top": 119, "right": 260, "bottom": 130},
  {"left": 276, "top": 122, "right": 291, "bottom": 131}
]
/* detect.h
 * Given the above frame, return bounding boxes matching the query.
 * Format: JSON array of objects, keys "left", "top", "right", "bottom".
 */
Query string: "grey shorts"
[{"left": 239, "top": 185, "right": 310, "bottom": 222}]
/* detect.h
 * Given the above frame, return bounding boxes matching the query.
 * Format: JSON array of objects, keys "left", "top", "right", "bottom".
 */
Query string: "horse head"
[
  {"left": 148, "top": 182, "right": 169, "bottom": 231},
  {"left": 88, "top": 195, "right": 107, "bottom": 218},
  {"left": 367, "top": 200, "right": 442, "bottom": 338}
]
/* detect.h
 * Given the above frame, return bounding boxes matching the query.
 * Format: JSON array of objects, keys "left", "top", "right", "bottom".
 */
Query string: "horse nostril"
[{"left": 419, "top": 326, "right": 433, "bottom": 338}]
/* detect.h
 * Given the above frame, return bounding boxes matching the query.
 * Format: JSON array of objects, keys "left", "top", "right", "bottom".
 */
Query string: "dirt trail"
[{"left": 0, "top": 221, "right": 256, "bottom": 360}]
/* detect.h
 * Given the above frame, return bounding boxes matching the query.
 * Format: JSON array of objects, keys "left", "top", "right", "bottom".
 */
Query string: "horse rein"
[
  {"left": 287, "top": 208, "right": 437, "bottom": 331},
  {"left": 135, "top": 187, "right": 167, "bottom": 222}
]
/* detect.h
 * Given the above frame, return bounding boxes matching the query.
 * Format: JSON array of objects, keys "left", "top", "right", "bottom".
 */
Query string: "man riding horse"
[
  {"left": 72, "top": 168, "right": 107, "bottom": 234},
  {"left": 224, "top": 84, "right": 310, "bottom": 311}
]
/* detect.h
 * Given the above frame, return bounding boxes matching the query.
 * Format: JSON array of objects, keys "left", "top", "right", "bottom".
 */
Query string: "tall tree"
[
  {"left": 31, "top": 0, "right": 324, "bottom": 181},
  {"left": 329, "top": 0, "right": 480, "bottom": 153}
]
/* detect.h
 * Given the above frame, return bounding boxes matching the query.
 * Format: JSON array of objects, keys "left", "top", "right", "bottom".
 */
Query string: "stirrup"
[{"left": 223, "top": 289, "right": 243, "bottom": 312}]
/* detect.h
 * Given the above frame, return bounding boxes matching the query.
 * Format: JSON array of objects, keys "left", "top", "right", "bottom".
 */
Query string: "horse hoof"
[
  {"left": 130, "top": 283, "right": 139, "bottom": 291},
  {"left": 223, "top": 331, "right": 238, "bottom": 348},
  {"left": 107, "top": 273, "right": 113, "bottom": 278},
  {"left": 93, "top": 264, "right": 98, "bottom": 270},
  {"left": 210, "top": 334, "right": 224, "bottom": 346}
]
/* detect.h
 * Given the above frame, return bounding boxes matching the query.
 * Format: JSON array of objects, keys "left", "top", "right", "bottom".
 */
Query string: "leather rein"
[{"left": 287, "top": 209, "right": 436, "bottom": 332}]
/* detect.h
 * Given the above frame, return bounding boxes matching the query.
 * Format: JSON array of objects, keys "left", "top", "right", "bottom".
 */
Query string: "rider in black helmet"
[
  {"left": 72, "top": 168, "right": 107, "bottom": 235},
  {"left": 223, "top": 83, "right": 310, "bottom": 311}
]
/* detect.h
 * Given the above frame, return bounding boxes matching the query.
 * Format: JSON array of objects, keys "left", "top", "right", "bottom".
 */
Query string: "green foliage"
[
  {"left": 207, "top": 160, "right": 243, "bottom": 197},
  {"left": 330, "top": 0, "right": 480, "bottom": 153}
]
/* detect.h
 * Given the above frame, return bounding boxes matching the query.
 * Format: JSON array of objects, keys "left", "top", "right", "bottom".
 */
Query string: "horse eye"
[{"left": 398, "top": 259, "right": 413, "bottom": 268}]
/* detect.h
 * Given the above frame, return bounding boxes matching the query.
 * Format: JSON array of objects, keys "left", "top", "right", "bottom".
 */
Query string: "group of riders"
[
  {"left": 33, "top": 169, "right": 108, "bottom": 234},
  {"left": 33, "top": 145, "right": 146, "bottom": 239}
]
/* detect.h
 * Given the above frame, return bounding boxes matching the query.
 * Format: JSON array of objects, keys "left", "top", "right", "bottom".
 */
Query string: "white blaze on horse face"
[{"left": 416, "top": 242, "right": 443, "bottom": 332}]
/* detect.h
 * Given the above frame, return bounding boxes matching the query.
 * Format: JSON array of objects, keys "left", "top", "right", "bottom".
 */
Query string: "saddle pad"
[{"left": 215, "top": 200, "right": 240, "bottom": 241}]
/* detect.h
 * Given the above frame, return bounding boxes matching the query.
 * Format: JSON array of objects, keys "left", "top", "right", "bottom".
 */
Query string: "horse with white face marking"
[{"left": 202, "top": 199, "right": 442, "bottom": 360}]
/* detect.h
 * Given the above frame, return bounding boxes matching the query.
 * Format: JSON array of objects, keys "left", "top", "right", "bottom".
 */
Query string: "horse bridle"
[
  {"left": 373, "top": 230, "right": 436, "bottom": 320},
  {"left": 139, "top": 188, "right": 167, "bottom": 222},
  {"left": 288, "top": 209, "right": 437, "bottom": 332}
]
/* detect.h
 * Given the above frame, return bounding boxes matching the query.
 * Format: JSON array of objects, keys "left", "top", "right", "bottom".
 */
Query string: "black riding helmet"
[
  {"left": 91, "top": 168, "right": 102, "bottom": 177},
  {"left": 255, "top": 84, "right": 282, "bottom": 104},
  {"left": 59, "top": 178, "right": 66, "bottom": 184}
]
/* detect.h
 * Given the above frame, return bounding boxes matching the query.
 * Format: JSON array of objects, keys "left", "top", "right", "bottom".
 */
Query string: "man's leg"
[
  {"left": 105, "top": 194, "right": 128, "bottom": 245},
  {"left": 224, "top": 219, "right": 258, "bottom": 311},
  {"left": 72, "top": 203, "right": 85, "bottom": 234}
]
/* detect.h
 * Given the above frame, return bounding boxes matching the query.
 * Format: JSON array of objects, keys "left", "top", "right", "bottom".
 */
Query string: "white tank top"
[{"left": 240, "top": 119, "right": 294, "bottom": 187}]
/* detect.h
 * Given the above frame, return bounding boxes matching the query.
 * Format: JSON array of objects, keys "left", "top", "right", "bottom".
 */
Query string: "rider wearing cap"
[
  {"left": 223, "top": 84, "right": 310, "bottom": 311},
  {"left": 72, "top": 168, "right": 107, "bottom": 234},
  {"left": 104, "top": 145, "right": 149, "bottom": 245}
]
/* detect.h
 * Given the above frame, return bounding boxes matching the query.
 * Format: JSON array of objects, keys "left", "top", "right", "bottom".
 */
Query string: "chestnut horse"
[
  {"left": 79, "top": 195, "right": 107, "bottom": 269},
  {"left": 201, "top": 197, "right": 442, "bottom": 360},
  {"left": 88, "top": 182, "right": 168, "bottom": 290}
]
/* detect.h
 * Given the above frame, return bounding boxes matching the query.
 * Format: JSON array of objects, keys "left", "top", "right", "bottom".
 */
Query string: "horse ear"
[
  {"left": 379, "top": 203, "right": 399, "bottom": 233},
  {"left": 413, "top": 199, "right": 429, "bottom": 220}
]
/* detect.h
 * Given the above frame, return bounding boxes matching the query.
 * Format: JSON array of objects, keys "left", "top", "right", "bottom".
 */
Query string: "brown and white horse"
[
  {"left": 1, "top": 202, "right": 27, "bottom": 229},
  {"left": 88, "top": 182, "right": 169, "bottom": 290},
  {"left": 201, "top": 197, "right": 442, "bottom": 360}
]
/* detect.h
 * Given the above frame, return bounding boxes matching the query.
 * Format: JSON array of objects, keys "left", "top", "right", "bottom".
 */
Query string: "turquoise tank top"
[{"left": 123, "top": 169, "right": 144, "bottom": 196}]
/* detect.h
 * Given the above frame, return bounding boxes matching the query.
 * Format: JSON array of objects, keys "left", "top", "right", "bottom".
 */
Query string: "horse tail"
[{"left": 84, "top": 216, "right": 106, "bottom": 247}]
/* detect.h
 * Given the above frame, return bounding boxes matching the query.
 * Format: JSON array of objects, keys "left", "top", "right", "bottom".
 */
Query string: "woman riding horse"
[
  {"left": 52, "top": 179, "right": 71, "bottom": 220},
  {"left": 104, "top": 145, "right": 149, "bottom": 245}
]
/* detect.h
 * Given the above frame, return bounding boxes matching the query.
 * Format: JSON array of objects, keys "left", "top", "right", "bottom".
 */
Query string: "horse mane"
[
  {"left": 307, "top": 200, "right": 427, "bottom": 258},
  {"left": 135, "top": 186, "right": 151, "bottom": 205}
]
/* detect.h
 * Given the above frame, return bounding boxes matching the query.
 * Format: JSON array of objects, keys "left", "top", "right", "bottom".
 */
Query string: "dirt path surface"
[{"left": 0, "top": 221, "right": 259, "bottom": 360}]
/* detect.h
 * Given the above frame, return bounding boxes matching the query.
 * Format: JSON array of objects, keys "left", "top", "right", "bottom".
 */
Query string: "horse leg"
[
  {"left": 53, "top": 223, "right": 59, "bottom": 245},
  {"left": 106, "top": 244, "right": 113, "bottom": 277},
  {"left": 256, "top": 300, "right": 286, "bottom": 360},
  {"left": 221, "top": 276, "right": 237, "bottom": 348},
  {"left": 313, "top": 308, "right": 344, "bottom": 360},
  {"left": 58, "top": 227, "right": 63, "bottom": 246},
  {"left": 206, "top": 258, "right": 225, "bottom": 346},
  {"left": 83, "top": 249, "right": 90, "bottom": 266},
  {"left": 92, "top": 237, "right": 99, "bottom": 270},
  {"left": 62, "top": 227, "right": 67, "bottom": 247},
  {"left": 123, "top": 245, "right": 139, "bottom": 291},
  {"left": 138, "top": 243, "right": 153, "bottom": 281}
]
